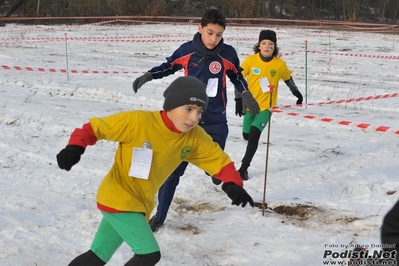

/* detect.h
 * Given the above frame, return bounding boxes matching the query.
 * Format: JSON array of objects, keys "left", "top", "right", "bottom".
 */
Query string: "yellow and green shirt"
[
  {"left": 241, "top": 53, "right": 292, "bottom": 110},
  {"left": 68, "top": 110, "right": 242, "bottom": 220}
]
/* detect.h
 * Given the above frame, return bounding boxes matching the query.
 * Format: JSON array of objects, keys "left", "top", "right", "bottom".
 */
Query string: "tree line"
[{"left": 1, "top": 0, "right": 398, "bottom": 24}]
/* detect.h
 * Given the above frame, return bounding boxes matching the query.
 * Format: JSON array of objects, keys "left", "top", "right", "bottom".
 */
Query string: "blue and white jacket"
[{"left": 149, "top": 32, "right": 248, "bottom": 125}]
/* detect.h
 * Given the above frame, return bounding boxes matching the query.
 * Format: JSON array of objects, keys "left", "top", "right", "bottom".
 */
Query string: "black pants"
[{"left": 241, "top": 126, "right": 261, "bottom": 169}]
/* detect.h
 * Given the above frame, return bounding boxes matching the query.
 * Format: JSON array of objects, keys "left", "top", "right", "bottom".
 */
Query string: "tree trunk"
[
  {"left": 6, "top": 0, "right": 26, "bottom": 17},
  {"left": 393, "top": 0, "right": 399, "bottom": 23},
  {"left": 342, "top": 0, "right": 346, "bottom": 20},
  {"left": 266, "top": 0, "right": 277, "bottom": 17}
]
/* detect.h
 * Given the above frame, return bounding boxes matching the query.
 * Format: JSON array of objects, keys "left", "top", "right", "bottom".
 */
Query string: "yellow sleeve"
[
  {"left": 89, "top": 111, "right": 136, "bottom": 144},
  {"left": 185, "top": 127, "right": 233, "bottom": 176},
  {"left": 281, "top": 60, "right": 293, "bottom": 81}
]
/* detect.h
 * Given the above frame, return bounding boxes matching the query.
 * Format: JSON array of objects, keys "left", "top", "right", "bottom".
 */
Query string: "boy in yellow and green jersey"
[
  {"left": 236, "top": 30, "right": 303, "bottom": 180},
  {"left": 57, "top": 76, "right": 254, "bottom": 266}
]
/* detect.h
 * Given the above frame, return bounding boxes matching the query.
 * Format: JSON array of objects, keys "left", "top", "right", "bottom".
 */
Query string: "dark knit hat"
[
  {"left": 163, "top": 76, "right": 208, "bottom": 111},
  {"left": 258, "top": 30, "right": 277, "bottom": 44}
]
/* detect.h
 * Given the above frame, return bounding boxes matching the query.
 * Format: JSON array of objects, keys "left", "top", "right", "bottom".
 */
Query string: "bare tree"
[
  {"left": 0, "top": 0, "right": 7, "bottom": 8},
  {"left": 0, "top": 0, "right": 396, "bottom": 23},
  {"left": 6, "top": 0, "right": 26, "bottom": 17},
  {"left": 265, "top": 0, "right": 278, "bottom": 17},
  {"left": 380, "top": 0, "right": 390, "bottom": 22},
  {"left": 307, "top": 0, "right": 317, "bottom": 19},
  {"left": 392, "top": 0, "right": 399, "bottom": 23}
]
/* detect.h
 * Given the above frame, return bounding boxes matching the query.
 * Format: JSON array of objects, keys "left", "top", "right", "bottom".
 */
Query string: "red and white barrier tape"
[
  {"left": 307, "top": 50, "right": 399, "bottom": 60},
  {"left": 1, "top": 17, "right": 399, "bottom": 35},
  {"left": 275, "top": 93, "right": 398, "bottom": 109},
  {"left": 1, "top": 65, "right": 142, "bottom": 75},
  {"left": 2, "top": 64, "right": 397, "bottom": 135},
  {"left": 1, "top": 15, "right": 396, "bottom": 28},
  {"left": 0, "top": 64, "right": 186, "bottom": 75},
  {"left": 272, "top": 107, "right": 399, "bottom": 135}
]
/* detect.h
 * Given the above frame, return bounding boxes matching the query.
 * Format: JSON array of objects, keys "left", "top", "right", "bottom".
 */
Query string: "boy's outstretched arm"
[
  {"left": 56, "top": 123, "right": 97, "bottom": 171},
  {"left": 214, "top": 162, "right": 254, "bottom": 207},
  {"left": 234, "top": 89, "right": 244, "bottom": 117},
  {"left": 234, "top": 88, "right": 260, "bottom": 117},
  {"left": 222, "top": 182, "right": 254, "bottom": 207},
  {"left": 284, "top": 76, "right": 303, "bottom": 105},
  {"left": 133, "top": 48, "right": 185, "bottom": 93},
  {"left": 132, "top": 72, "right": 153, "bottom": 93},
  {"left": 241, "top": 90, "right": 260, "bottom": 117}
]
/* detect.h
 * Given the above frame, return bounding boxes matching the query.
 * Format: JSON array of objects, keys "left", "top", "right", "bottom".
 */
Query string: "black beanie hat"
[
  {"left": 258, "top": 30, "right": 277, "bottom": 45},
  {"left": 163, "top": 76, "right": 208, "bottom": 111}
]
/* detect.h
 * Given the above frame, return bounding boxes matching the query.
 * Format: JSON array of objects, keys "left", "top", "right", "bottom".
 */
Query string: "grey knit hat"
[
  {"left": 163, "top": 76, "right": 208, "bottom": 111},
  {"left": 258, "top": 30, "right": 277, "bottom": 45}
]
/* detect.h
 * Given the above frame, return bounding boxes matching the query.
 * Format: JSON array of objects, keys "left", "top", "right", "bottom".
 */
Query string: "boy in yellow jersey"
[
  {"left": 236, "top": 30, "right": 303, "bottom": 180},
  {"left": 56, "top": 76, "right": 254, "bottom": 266}
]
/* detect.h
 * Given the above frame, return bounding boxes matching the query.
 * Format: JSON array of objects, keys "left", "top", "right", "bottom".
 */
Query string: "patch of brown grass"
[{"left": 176, "top": 224, "right": 200, "bottom": 235}]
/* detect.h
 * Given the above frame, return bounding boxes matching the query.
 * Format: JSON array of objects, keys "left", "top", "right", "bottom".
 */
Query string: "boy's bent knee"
[{"left": 125, "top": 251, "right": 161, "bottom": 266}]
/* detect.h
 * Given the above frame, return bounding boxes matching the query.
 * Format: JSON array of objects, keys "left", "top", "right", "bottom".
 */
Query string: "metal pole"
[
  {"left": 305, "top": 40, "right": 308, "bottom": 108},
  {"left": 36, "top": 0, "right": 40, "bottom": 16},
  {"left": 262, "top": 85, "right": 274, "bottom": 216},
  {"left": 65, "top": 33, "right": 69, "bottom": 81},
  {"left": 236, "top": 27, "right": 239, "bottom": 53}
]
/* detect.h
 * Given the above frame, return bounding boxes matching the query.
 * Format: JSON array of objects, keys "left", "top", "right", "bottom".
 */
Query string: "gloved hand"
[
  {"left": 56, "top": 145, "right": 85, "bottom": 171},
  {"left": 132, "top": 72, "right": 153, "bottom": 93},
  {"left": 222, "top": 182, "right": 254, "bottom": 207},
  {"left": 235, "top": 98, "right": 244, "bottom": 117},
  {"left": 292, "top": 90, "right": 303, "bottom": 105},
  {"left": 241, "top": 91, "right": 260, "bottom": 117}
]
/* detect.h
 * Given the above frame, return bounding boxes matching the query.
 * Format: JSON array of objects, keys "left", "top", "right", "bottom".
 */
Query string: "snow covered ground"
[{"left": 1, "top": 22, "right": 398, "bottom": 265}]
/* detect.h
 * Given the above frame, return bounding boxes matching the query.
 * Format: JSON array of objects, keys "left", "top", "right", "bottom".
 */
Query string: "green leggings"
[
  {"left": 90, "top": 212, "right": 160, "bottom": 263},
  {"left": 242, "top": 109, "right": 272, "bottom": 134}
]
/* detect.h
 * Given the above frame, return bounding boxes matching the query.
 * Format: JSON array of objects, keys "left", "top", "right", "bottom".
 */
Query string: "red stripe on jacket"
[{"left": 68, "top": 122, "right": 97, "bottom": 148}]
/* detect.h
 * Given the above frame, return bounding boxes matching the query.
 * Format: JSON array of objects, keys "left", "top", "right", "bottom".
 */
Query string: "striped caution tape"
[
  {"left": 272, "top": 107, "right": 399, "bottom": 135},
  {"left": 275, "top": 93, "right": 398, "bottom": 110},
  {"left": 1, "top": 64, "right": 143, "bottom": 75},
  {"left": 0, "top": 64, "right": 185, "bottom": 75}
]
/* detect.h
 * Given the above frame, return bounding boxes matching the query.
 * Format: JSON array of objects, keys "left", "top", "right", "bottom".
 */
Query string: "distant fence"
[{"left": 1, "top": 15, "right": 399, "bottom": 34}]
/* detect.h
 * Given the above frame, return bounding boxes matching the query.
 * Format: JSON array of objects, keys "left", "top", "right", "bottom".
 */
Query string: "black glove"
[
  {"left": 235, "top": 98, "right": 244, "bottom": 117},
  {"left": 222, "top": 182, "right": 254, "bottom": 207},
  {"left": 241, "top": 91, "right": 260, "bottom": 117},
  {"left": 56, "top": 145, "right": 85, "bottom": 171},
  {"left": 132, "top": 72, "right": 153, "bottom": 93},
  {"left": 292, "top": 90, "right": 303, "bottom": 105}
]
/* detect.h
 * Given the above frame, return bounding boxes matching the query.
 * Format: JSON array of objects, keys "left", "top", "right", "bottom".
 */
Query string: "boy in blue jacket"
[{"left": 133, "top": 9, "right": 259, "bottom": 232}]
